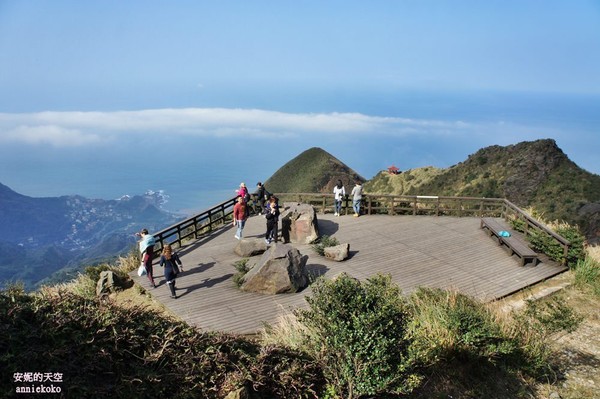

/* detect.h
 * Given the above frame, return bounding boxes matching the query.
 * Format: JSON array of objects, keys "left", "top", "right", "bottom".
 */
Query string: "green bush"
[
  {"left": 406, "top": 288, "right": 517, "bottom": 366},
  {"left": 573, "top": 256, "right": 600, "bottom": 296},
  {"left": 295, "top": 273, "right": 419, "bottom": 399},
  {"left": 232, "top": 258, "right": 251, "bottom": 288},
  {"left": 511, "top": 217, "right": 586, "bottom": 267},
  {"left": 528, "top": 225, "right": 586, "bottom": 266},
  {"left": 311, "top": 235, "right": 339, "bottom": 256}
]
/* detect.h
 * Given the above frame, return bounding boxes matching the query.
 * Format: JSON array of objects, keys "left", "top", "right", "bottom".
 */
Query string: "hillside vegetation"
[
  {"left": 265, "top": 147, "right": 365, "bottom": 193},
  {"left": 3, "top": 249, "right": 596, "bottom": 398},
  {"left": 3, "top": 139, "right": 600, "bottom": 398},
  {"left": 364, "top": 139, "right": 600, "bottom": 244}
]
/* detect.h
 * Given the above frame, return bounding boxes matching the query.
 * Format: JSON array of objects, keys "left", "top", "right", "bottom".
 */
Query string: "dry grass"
[
  {"left": 258, "top": 306, "right": 310, "bottom": 350},
  {"left": 586, "top": 244, "right": 600, "bottom": 263}
]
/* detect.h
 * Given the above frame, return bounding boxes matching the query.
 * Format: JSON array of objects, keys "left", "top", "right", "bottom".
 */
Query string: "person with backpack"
[{"left": 255, "top": 182, "right": 270, "bottom": 214}]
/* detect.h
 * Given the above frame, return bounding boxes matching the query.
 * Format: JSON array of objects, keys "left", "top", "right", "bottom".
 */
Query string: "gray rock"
[
  {"left": 241, "top": 243, "right": 309, "bottom": 294},
  {"left": 96, "top": 270, "right": 117, "bottom": 297},
  {"left": 324, "top": 243, "right": 350, "bottom": 261},
  {"left": 234, "top": 238, "right": 268, "bottom": 257},
  {"left": 280, "top": 202, "right": 319, "bottom": 244}
]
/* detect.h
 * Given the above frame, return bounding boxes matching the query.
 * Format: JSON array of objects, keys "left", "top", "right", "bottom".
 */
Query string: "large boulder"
[
  {"left": 280, "top": 203, "right": 319, "bottom": 244},
  {"left": 241, "top": 243, "right": 309, "bottom": 294},
  {"left": 234, "top": 238, "right": 268, "bottom": 257}
]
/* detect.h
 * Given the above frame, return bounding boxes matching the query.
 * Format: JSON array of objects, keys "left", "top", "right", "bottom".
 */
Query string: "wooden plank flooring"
[{"left": 130, "top": 214, "right": 567, "bottom": 335}]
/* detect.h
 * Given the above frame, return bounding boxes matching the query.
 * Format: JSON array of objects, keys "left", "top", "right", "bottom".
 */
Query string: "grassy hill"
[
  {"left": 265, "top": 147, "right": 366, "bottom": 193},
  {"left": 364, "top": 139, "right": 600, "bottom": 243}
]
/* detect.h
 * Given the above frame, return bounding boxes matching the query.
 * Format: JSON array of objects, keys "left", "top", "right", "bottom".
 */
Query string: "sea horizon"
[{"left": 2, "top": 89, "right": 599, "bottom": 216}]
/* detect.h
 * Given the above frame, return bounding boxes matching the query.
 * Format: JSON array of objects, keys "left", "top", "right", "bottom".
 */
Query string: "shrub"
[
  {"left": 311, "top": 235, "right": 339, "bottom": 256},
  {"left": 0, "top": 287, "right": 323, "bottom": 398},
  {"left": 295, "top": 273, "right": 419, "bottom": 399},
  {"left": 406, "top": 288, "right": 517, "bottom": 367},
  {"left": 528, "top": 223, "right": 586, "bottom": 266},
  {"left": 232, "top": 258, "right": 251, "bottom": 287},
  {"left": 510, "top": 212, "right": 586, "bottom": 266},
  {"left": 573, "top": 256, "right": 600, "bottom": 297}
]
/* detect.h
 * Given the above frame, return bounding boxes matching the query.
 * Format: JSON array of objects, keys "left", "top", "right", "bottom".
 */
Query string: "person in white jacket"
[
  {"left": 351, "top": 181, "right": 363, "bottom": 217},
  {"left": 333, "top": 180, "right": 345, "bottom": 216},
  {"left": 138, "top": 228, "right": 156, "bottom": 288}
]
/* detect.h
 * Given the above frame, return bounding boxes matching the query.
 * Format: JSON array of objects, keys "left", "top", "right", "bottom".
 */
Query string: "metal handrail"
[{"left": 150, "top": 196, "right": 237, "bottom": 255}]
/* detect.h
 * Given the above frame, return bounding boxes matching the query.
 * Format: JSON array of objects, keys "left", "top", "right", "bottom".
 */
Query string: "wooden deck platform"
[{"left": 130, "top": 214, "right": 567, "bottom": 335}]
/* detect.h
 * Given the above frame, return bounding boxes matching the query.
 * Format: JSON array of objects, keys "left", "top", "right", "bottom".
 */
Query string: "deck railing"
[
  {"left": 150, "top": 192, "right": 571, "bottom": 264},
  {"left": 151, "top": 197, "right": 237, "bottom": 255}
]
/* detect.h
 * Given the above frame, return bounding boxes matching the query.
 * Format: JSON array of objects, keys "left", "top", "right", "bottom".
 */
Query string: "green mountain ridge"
[
  {"left": 364, "top": 139, "right": 600, "bottom": 244},
  {"left": 265, "top": 147, "right": 366, "bottom": 193}
]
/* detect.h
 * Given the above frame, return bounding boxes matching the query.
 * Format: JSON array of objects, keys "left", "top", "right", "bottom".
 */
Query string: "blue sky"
[
  {"left": 2, "top": 0, "right": 600, "bottom": 111},
  {"left": 0, "top": 1, "right": 599, "bottom": 205}
]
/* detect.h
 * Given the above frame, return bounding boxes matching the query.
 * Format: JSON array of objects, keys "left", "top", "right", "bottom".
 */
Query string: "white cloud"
[
  {"left": 1, "top": 124, "right": 106, "bottom": 147},
  {"left": 0, "top": 107, "right": 545, "bottom": 148}
]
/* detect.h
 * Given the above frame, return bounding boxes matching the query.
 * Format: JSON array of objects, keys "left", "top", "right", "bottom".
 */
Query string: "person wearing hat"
[
  {"left": 138, "top": 228, "right": 156, "bottom": 288},
  {"left": 236, "top": 182, "right": 249, "bottom": 202}
]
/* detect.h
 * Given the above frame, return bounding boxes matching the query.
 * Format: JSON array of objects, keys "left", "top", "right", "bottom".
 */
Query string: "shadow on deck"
[{"left": 130, "top": 214, "right": 567, "bottom": 335}]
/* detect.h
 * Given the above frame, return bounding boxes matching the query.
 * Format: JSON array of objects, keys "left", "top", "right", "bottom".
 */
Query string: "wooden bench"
[{"left": 480, "top": 217, "right": 538, "bottom": 266}]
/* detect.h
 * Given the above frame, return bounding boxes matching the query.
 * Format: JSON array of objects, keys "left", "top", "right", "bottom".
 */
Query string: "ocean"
[{"left": 1, "top": 89, "right": 599, "bottom": 216}]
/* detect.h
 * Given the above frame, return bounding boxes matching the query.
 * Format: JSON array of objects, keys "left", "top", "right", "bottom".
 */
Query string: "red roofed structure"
[{"left": 387, "top": 165, "right": 400, "bottom": 174}]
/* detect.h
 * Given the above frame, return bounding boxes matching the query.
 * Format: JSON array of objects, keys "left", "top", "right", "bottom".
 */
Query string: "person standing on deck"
[
  {"left": 351, "top": 181, "right": 363, "bottom": 217},
  {"left": 236, "top": 182, "right": 251, "bottom": 217},
  {"left": 254, "top": 182, "right": 270, "bottom": 215},
  {"left": 264, "top": 196, "right": 280, "bottom": 244},
  {"left": 159, "top": 244, "right": 183, "bottom": 299},
  {"left": 233, "top": 196, "right": 247, "bottom": 239},
  {"left": 138, "top": 228, "right": 156, "bottom": 288},
  {"left": 333, "top": 180, "right": 345, "bottom": 216}
]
